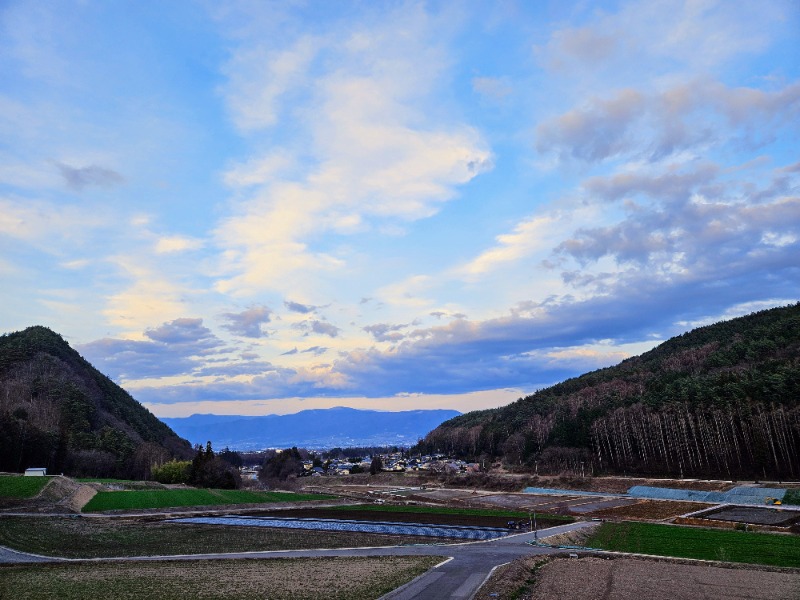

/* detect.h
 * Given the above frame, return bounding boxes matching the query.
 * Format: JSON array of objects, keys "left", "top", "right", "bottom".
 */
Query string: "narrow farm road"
[{"left": 0, "top": 545, "right": 62, "bottom": 564}]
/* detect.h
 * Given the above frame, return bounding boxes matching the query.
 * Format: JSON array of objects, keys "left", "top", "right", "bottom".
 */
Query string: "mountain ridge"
[
  {"left": 419, "top": 303, "right": 800, "bottom": 480},
  {"left": 0, "top": 326, "right": 192, "bottom": 477},
  {"left": 162, "top": 407, "right": 461, "bottom": 450}
]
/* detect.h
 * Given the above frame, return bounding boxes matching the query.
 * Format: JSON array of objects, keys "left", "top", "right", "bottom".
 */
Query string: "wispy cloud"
[{"left": 56, "top": 162, "right": 124, "bottom": 191}]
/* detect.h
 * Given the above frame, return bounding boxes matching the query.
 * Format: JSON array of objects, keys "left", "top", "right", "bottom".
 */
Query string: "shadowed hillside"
[
  {"left": 0, "top": 326, "right": 191, "bottom": 478},
  {"left": 419, "top": 303, "right": 800, "bottom": 480}
]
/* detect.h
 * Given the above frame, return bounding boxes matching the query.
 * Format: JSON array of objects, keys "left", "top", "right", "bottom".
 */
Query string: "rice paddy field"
[
  {"left": 0, "top": 475, "right": 51, "bottom": 499},
  {"left": 584, "top": 521, "right": 800, "bottom": 567},
  {"left": 81, "top": 488, "right": 335, "bottom": 512},
  {"left": 0, "top": 556, "right": 443, "bottom": 600}
]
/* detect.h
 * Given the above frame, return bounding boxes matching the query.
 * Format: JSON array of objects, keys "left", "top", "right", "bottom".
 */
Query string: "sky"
[{"left": 1, "top": 1, "right": 798, "bottom": 418}]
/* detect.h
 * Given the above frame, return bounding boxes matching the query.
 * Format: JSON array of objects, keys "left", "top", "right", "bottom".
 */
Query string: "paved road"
[{"left": 0, "top": 520, "right": 596, "bottom": 599}]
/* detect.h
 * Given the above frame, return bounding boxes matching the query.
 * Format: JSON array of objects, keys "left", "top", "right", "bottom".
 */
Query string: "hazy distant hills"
[
  {"left": 421, "top": 303, "right": 800, "bottom": 480},
  {"left": 0, "top": 326, "right": 192, "bottom": 477},
  {"left": 162, "top": 407, "right": 461, "bottom": 450}
]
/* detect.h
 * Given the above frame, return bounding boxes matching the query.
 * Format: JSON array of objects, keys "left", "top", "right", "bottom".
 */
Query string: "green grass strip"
[
  {"left": 584, "top": 521, "right": 800, "bottom": 568},
  {"left": 81, "top": 488, "right": 335, "bottom": 512},
  {"left": 75, "top": 478, "right": 134, "bottom": 483},
  {"left": 782, "top": 489, "right": 800, "bottom": 505},
  {"left": 0, "top": 475, "right": 51, "bottom": 498},
  {"left": 332, "top": 504, "right": 573, "bottom": 521}
]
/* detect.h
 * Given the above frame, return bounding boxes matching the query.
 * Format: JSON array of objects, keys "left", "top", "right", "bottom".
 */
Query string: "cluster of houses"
[{"left": 300, "top": 452, "right": 481, "bottom": 477}]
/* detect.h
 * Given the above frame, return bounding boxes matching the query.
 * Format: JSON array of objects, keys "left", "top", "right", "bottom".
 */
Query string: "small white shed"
[{"left": 24, "top": 468, "right": 47, "bottom": 476}]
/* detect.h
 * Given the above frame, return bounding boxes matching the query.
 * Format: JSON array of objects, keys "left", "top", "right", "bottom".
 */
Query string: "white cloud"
[
  {"left": 537, "top": 0, "right": 782, "bottom": 76},
  {"left": 222, "top": 35, "right": 320, "bottom": 132},
  {"left": 456, "top": 209, "right": 594, "bottom": 279},
  {"left": 213, "top": 5, "right": 491, "bottom": 296},
  {"left": 155, "top": 235, "right": 204, "bottom": 254},
  {"left": 0, "top": 196, "right": 110, "bottom": 248},
  {"left": 102, "top": 257, "right": 190, "bottom": 334},
  {"left": 223, "top": 152, "right": 294, "bottom": 188}
]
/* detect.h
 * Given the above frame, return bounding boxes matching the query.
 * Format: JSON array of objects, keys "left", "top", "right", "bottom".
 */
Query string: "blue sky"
[{"left": 1, "top": 1, "right": 798, "bottom": 417}]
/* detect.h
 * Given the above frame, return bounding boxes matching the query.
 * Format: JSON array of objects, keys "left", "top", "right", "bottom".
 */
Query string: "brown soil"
[
  {"left": 0, "top": 556, "right": 443, "bottom": 600},
  {"left": 535, "top": 557, "right": 800, "bottom": 600},
  {"left": 59, "top": 482, "right": 97, "bottom": 513},
  {"left": 538, "top": 523, "right": 598, "bottom": 547},
  {"left": 587, "top": 500, "right": 709, "bottom": 521},
  {"left": 0, "top": 476, "right": 96, "bottom": 514},
  {"left": 696, "top": 505, "right": 800, "bottom": 527},
  {"left": 474, "top": 556, "right": 550, "bottom": 600},
  {"left": 477, "top": 555, "right": 800, "bottom": 600}
]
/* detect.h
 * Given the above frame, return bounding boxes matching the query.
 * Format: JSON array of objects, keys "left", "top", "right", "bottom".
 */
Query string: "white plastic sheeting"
[{"left": 169, "top": 515, "right": 513, "bottom": 540}]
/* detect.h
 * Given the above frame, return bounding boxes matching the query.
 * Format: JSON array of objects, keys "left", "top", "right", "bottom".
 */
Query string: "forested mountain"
[
  {"left": 0, "top": 326, "right": 192, "bottom": 478},
  {"left": 419, "top": 303, "right": 800, "bottom": 480}
]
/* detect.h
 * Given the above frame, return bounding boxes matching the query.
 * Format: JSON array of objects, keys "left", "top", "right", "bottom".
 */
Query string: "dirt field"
[
  {"left": 696, "top": 505, "right": 800, "bottom": 526},
  {"left": 0, "top": 556, "right": 442, "bottom": 600},
  {"left": 476, "top": 556, "right": 800, "bottom": 600},
  {"left": 462, "top": 492, "right": 572, "bottom": 510},
  {"left": 587, "top": 500, "right": 709, "bottom": 520}
]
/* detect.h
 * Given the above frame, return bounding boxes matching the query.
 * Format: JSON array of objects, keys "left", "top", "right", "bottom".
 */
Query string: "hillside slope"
[
  {"left": 420, "top": 303, "right": 800, "bottom": 480},
  {"left": 0, "top": 326, "right": 191, "bottom": 478}
]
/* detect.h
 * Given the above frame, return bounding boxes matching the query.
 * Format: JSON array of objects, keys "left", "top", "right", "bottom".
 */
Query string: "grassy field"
[
  {"left": 82, "top": 488, "right": 335, "bottom": 512},
  {"left": 332, "top": 503, "right": 574, "bottom": 521},
  {"left": 0, "top": 515, "right": 462, "bottom": 558},
  {"left": 0, "top": 475, "right": 51, "bottom": 498},
  {"left": 0, "top": 556, "right": 442, "bottom": 600},
  {"left": 584, "top": 521, "right": 800, "bottom": 567}
]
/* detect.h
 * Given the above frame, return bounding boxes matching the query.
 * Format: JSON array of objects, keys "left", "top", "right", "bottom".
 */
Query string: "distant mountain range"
[{"left": 161, "top": 407, "right": 461, "bottom": 450}]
